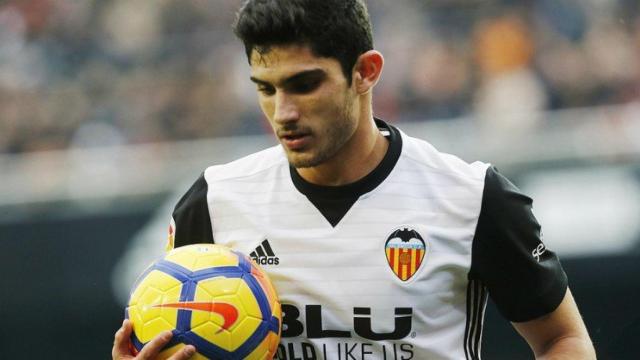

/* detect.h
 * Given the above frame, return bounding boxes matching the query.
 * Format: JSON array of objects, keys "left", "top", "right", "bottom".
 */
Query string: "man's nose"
[{"left": 273, "top": 92, "right": 299, "bottom": 124}]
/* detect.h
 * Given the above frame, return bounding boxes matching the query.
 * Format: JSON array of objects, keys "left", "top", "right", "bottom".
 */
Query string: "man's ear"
[{"left": 353, "top": 50, "right": 384, "bottom": 95}]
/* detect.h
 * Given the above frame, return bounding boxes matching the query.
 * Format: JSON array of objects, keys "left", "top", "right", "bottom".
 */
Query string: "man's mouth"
[{"left": 279, "top": 132, "right": 311, "bottom": 150}]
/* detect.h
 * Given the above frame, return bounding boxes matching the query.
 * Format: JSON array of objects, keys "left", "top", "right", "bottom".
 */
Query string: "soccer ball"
[{"left": 126, "top": 244, "right": 282, "bottom": 359}]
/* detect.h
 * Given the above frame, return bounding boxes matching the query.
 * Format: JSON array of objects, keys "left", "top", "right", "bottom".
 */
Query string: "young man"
[{"left": 113, "top": 0, "right": 595, "bottom": 359}]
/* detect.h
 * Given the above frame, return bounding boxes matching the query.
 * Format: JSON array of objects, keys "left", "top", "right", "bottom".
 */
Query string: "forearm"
[{"left": 536, "top": 335, "right": 596, "bottom": 360}]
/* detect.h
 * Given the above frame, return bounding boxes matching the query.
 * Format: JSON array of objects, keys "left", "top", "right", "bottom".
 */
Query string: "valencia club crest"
[{"left": 385, "top": 227, "right": 427, "bottom": 281}]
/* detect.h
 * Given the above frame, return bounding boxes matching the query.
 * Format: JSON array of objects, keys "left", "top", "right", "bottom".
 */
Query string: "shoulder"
[
  {"left": 397, "top": 128, "right": 490, "bottom": 183},
  {"left": 480, "top": 166, "right": 532, "bottom": 215},
  {"left": 176, "top": 145, "right": 285, "bottom": 208},
  {"left": 170, "top": 145, "right": 286, "bottom": 248},
  {"left": 204, "top": 144, "right": 287, "bottom": 183}
]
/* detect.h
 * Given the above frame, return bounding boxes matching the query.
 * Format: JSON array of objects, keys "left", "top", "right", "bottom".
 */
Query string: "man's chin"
[
  {"left": 286, "top": 152, "right": 320, "bottom": 169},
  {"left": 288, "top": 158, "right": 317, "bottom": 169}
]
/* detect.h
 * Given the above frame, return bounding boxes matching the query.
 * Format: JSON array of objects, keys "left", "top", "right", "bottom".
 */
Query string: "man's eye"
[
  {"left": 291, "top": 80, "right": 320, "bottom": 94},
  {"left": 258, "top": 86, "right": 275, "bottom": 95}
]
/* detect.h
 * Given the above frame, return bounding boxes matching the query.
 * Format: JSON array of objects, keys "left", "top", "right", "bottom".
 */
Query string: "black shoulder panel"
[
  {"left": 470, "top": 167, "right": 567, "bottom": 322},
  {"left": 172, "top": 173, "right": 214, "bottom": 247}
]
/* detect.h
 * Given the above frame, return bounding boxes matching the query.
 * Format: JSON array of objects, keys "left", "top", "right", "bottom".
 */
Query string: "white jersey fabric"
[{"left": 169, "top": 120, "right": 567, "bottom": 360}]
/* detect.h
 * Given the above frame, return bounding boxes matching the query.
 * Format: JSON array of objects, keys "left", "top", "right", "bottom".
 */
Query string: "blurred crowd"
[{"left": 0, "top": 0, "right": 639, "bottom": 154}]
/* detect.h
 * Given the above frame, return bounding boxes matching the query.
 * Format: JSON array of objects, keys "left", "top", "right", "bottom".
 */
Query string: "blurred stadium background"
[{"left": 0, "top": 0, "right": 639, "bottom": 358}]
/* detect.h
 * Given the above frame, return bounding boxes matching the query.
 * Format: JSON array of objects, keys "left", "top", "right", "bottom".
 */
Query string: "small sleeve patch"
[{"left": 166, "top": 217, "right": 176, "bottom": 252}]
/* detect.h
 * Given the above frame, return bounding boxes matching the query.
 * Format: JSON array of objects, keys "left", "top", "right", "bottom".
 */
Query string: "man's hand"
[{"left": 112, "top": 319, "right": 197, "bottom": 360}]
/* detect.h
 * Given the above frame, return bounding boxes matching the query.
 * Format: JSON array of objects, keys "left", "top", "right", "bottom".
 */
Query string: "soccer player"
[{"left": 113, "top": 0, "right": 596, "bottom": 359}]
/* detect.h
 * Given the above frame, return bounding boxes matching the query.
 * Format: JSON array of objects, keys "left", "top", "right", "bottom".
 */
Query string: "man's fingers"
[
  {"left": 167, "top": 345, "right": 197, "bottom": 360},
  {"left": 112, "top": 320, "right": 195, "bottom": 360},
  {"left": 112, "top": 319, "right": 133, "bottom": 359},
  {"left": 135, "top": 330, "right": 174, "bottom": 360}
]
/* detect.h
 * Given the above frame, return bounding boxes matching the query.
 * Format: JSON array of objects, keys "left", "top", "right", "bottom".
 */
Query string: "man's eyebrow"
[
  {"left": 249, "top": 76, "right": 270, "bottom": 86},
  {"left": 250, "top": 69, "right": 326, "bottom": 87}
]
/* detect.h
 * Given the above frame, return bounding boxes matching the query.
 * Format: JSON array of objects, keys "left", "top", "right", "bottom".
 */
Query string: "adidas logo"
[{"left": 250, "top": 239, "right": 280, "bottom": 266}]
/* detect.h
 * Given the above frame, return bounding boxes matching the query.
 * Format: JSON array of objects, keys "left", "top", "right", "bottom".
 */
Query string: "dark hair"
[{"left": 233, "top": 0, "right": 374, "bottom": 84}]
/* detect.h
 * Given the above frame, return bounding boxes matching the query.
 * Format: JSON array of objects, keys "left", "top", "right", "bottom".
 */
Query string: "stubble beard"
[{"left": 288, "top": 95, "right": 356, "bottom": 169}]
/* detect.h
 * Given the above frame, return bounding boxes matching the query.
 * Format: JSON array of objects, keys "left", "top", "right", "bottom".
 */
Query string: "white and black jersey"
[{"left": 168, "top": 119, "right": 567, "bottom": 360}]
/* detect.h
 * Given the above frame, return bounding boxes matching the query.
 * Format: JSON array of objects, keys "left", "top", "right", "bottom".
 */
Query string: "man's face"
[{"left": 249, "top": 45, "right": 359, "bottom": 168}]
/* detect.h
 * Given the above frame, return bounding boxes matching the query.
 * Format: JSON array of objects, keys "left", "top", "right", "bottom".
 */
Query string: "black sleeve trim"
[
  {"left": 172, "top": 173, "right": 214, "bottom": 247},
  {"left": 469, "top": 167, "right": 568, "bottom": 322}
]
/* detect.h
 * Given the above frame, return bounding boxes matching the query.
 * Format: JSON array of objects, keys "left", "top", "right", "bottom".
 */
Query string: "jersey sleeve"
[
  {"left": 168, "top": 172, "right": 215, "bottom": 250},
  {"left": 469, "top": 167, "right": 568, "bottom": 322}
]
